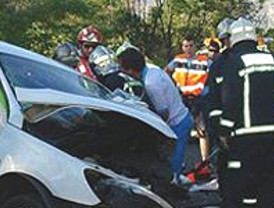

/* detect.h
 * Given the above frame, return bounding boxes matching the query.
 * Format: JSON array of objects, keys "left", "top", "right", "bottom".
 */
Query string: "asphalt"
[{"left": 181, "top": 138, "right": 222, "bottom": 207}]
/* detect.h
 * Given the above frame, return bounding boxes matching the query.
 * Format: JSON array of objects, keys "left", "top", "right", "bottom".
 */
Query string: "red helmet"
[{"left": 77, "top": 25, "right": 103, "bottom": 45}]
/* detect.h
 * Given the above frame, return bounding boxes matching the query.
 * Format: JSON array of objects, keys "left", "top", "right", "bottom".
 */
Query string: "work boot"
[{"left": 189, "top": 178, "right": 219, "bottom": 192}]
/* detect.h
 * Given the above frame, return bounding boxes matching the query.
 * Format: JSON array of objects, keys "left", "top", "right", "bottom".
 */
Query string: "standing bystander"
[{"left": 165, "top": 36, "right": 211, "bottom": 164}]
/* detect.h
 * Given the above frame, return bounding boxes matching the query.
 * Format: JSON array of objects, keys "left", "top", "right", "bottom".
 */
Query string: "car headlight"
[{"left": 84, "top": 169, "right": 111, "bottom": 201}]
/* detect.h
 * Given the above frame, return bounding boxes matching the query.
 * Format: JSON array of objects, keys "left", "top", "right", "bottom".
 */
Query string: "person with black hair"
[{"left": 117, "top": 47, "right": 194, "bottom": 188}]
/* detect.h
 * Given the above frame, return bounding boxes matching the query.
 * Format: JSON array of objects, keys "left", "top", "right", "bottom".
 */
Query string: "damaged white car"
[{"left": 0, "top": 41, "right": 187, "bottom": 208}]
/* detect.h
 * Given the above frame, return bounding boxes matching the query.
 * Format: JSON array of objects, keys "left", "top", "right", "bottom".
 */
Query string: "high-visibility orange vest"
[{"left": 172, "top": 54, "right": 209, "bottom": 96}]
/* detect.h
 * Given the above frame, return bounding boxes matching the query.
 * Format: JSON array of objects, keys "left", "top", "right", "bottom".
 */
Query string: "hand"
[
  {"left": 164, "top": 67, "right": 174, "bottom": 75},
  {"left": 158, "top": 109, "right": 169, "bottom": 122}
]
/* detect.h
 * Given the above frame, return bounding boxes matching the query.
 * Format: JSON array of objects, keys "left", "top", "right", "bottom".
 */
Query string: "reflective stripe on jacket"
[
  {"left": 171, "top": 54, "right": 210, "bottom": 96},
  {"left": 219, "top": 41, "right": 274, "bottom": 138},
  {"left": 76, "top": 56, "right": 97, "bottom": 80}
]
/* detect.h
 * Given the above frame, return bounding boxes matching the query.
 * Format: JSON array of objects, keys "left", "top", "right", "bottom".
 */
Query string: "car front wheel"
[{"left": 2, "top": 192, "right": 47, "bottom": 208}]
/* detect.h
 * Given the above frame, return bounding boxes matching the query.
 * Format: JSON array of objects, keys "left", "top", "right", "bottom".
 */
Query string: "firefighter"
[
  {"left": 89, "top": 45, "right": 147, "bottom": 101},
  {"left": 207, "top": 39, "right": 221, "bottom": 61},
  {"left": 219, "top": 17, "right": 274, "bottom": 207},
  {"left": 205, "top": 18, "right": 235, "bottom": 194},
  {"left": 207, "top": 18, "right": 235, "bottom": 124},
  {"left": 76, "top": 25, "right": 103, "bottom": 80}
]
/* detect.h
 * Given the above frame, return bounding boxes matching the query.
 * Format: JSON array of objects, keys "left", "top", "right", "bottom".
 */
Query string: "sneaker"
[
  {"left": 171, "top": 173, "right": 192, "bottom": 189},
  {"left": 186, "top": 161, "right": 212, "bottom": 183},
  {"left": 189, "top": 178, "right": 219, "bottom": 192}
]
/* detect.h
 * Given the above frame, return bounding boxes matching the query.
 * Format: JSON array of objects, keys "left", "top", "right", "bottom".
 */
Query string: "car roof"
[{"left": 0, "top": 41, "right": 68, "bottom": 68}]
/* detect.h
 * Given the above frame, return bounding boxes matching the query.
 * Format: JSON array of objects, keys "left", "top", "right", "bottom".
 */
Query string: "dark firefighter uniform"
[
  {"left": 206, "top": 18, "right": 235, "bottom": 196},
  {"left": 206, "top": 48, "right": 232, "bottom": 195},
  {"left": 207, "top": 48, "right": 231, "bottom": 123},
  {"left": 219, "top": 40, "right": 274, "bottom": 207}
]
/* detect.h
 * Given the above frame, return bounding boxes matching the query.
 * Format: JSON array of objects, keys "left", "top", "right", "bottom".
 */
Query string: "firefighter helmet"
[
  {"left": 77, "top": 25, "right": 103, "bottom": 44},
  {"left": 53, "top": 42, "right": 79, "bottom": 68},
  {"left": 89, "top": 46, "right": 119, "bottom": 76},
  {"left": 116, "top": 42, "right": 140, "bottom": 57},
  {"left": 217, "top": 18, "right": 235, "bottom": 39},
  {"left": 229, "top": 17, "right": 257, "bottom": 47}
]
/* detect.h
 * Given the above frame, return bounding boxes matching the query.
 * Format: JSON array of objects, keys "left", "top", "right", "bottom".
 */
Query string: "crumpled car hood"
[{"left": 15, "top": 87, "right": 177, "bottom": 139}]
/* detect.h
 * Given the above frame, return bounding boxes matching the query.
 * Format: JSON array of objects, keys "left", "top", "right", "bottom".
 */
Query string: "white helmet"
[
  {"left": 229, "top": 17, "right": 257, "bottom": 47},
  {"left": 217, "top": 18, "right": 235, "bottom": 39},
  {"left": 116, "top": 42, "right": 140, "bottom": 57},
  {"left": 89, "top": 46, "right": 119, "bottom": 76}
]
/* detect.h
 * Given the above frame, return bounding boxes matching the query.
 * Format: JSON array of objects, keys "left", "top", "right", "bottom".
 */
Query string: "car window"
[{"left": 0, "top": 54, "right": 110, "bottom": 99}]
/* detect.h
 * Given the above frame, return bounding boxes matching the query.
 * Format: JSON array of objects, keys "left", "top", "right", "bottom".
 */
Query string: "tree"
[
  {"left": 0, "top": 0, "right": 271, "bottom": 66},
  {"left": 0, "top": 0, "right": 95, "bottom": 55}
]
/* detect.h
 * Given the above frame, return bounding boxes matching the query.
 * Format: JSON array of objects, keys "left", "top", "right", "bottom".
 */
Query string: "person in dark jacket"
[
  {"left": 205, "top": 18, "right": 235, "bottom": 195},
  {"left": 219, "top": 17, "right": 274, "bottom": 207},
  {"left": 207, "top": 18, "right": 235, "bottom": 133}
]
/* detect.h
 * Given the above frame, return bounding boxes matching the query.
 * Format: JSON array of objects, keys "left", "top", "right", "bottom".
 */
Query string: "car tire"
[
  {"left": 102, "top": 186, "right": 161, "bottom": 208},
  {"left": 1, "top": 192, "right": 47, "bottom": 208}
]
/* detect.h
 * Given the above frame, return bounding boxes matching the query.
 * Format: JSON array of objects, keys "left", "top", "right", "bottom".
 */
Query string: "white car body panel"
[
  {"left": 15, "top": 87, "right": 177, "bottom": 139},
  {"left": 0, "top": 41, "right": 177, "bottom": 207},
  {"left": 0, "top": 122, "right": 101, "bottom": 205},
  {"left": 0, "top": 41, "right": 177, "bottom": 139},
  {"left": 84, "top": 162, "right": 173, "bottom": 208}
]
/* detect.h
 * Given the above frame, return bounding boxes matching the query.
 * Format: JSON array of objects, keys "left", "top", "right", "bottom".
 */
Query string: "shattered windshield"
[{"left": 0, "top": 54, "right": 111, "bottom": 100}]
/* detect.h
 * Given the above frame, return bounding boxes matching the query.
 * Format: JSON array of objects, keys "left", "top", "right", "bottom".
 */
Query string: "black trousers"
[{"left": 220, "top": 134, "right": 274, "bottom": 208}]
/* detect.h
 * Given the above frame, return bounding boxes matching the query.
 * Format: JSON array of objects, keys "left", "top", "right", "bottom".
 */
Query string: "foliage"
[
  {"left": 0, "top": 0, "right": 272, "bottom": 66},
  {"left": 0, "top": 0, "right": 94, "bottom": 55},
  {"left": 266, "top": 29, "right": 274, "bottom": 52}
]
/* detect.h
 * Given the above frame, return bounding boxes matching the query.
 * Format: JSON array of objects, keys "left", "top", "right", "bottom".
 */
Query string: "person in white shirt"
[{"left": 117, "top": 46, "right": 194, "bottom": 187}]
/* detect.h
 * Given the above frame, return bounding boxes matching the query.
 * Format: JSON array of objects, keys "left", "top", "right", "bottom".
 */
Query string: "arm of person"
[
  {"left": 206, "top": 63, "right": 222, "bottom": 121},
  {"left": 156, "top": 108, "right": 169, "bottom": 121},
  {"left": 164, "top": 59, "right": 176, "bottom": 75}
]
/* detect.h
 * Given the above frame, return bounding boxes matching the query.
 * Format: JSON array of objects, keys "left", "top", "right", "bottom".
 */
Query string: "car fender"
[{"left": 0, "top": 123, "right": 101, "bottom": 206}]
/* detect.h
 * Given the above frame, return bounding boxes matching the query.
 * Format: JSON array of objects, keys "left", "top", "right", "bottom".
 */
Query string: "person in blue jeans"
[
  {"left": 170, "top": 112, "right": 193, "bottom": 176},
  {"left": 116, "top": 44, "right": 194, "bottom": 187}
]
